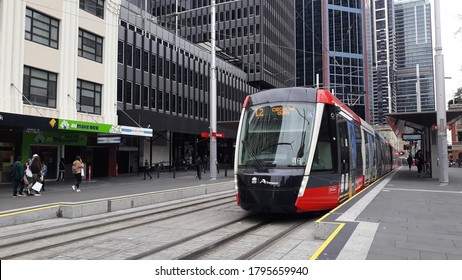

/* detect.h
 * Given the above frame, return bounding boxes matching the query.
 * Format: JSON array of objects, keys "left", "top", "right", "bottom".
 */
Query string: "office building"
[
  {"left": 369, "top": 0, "right": 397, "bottom": 125},
  {"left": 117, "top": 1, "right": 256, "bottom": 172},
  {"left": 0, "top": 0, "right": 143, "bottom": 182},
  {"left": 394, "top": 0, "right": 435, "bottom": 112},
  {"left": 152, "top": 0, "right": 296, "bottom": 89},
  {"left": 295, "top": 0, "right": 368, "bottom": 120}
]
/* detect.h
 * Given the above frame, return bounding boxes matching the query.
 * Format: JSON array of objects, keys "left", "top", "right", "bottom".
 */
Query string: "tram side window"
[
  {"left": 355, "top": 125, "right": 363, "bottom": 173},
  {"left": 312, "top": 109, "right": 334, "bottom": 172}
]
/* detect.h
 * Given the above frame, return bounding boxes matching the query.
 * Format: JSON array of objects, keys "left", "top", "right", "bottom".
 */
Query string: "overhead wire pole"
[
  {"left": 209, "top": 0, "right": 218, "bottom": 180},
  {"left": 434, "top": 0, "right": 448, "bottom": 184}
]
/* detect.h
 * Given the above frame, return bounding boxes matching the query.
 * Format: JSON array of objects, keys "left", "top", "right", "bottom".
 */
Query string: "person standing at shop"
[
  {"left": 72, "top": 156, "right": 84, "bottom": 192},
  {"left": 12, "top": 156, "right": 25, "bottom": 197}
]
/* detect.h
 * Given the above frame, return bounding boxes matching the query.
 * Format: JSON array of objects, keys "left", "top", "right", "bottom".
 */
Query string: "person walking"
[
  {"left": 30, "top": 154, "right": 42, "bottom": 196},
  {"left": 57, "top": 158, "right": 66, "bottom": 181},
  {"left": 407, "top": 154, "right": 413, "bottom": 170},
  {"left": 12, "top": 156, "right": 25, "bottom": 197},
  {"left": 415, "top": 150, "right": 424, "bottom": 177},
  {"left": 72, "top": 156, "right": 84, "bottom": 192},
  {"left": 143, "top": 159, "right": 152, "bottom": 180},
  {"left": 40, "top": 161, "right": 48, "bottom": 191},
  {"left": 195, "top": 156, "right": 202, "bottom": 180}
]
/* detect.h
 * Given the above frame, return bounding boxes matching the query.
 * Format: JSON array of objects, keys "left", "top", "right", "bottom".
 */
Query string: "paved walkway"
[
  {"left": 316, "top": 166, "right": 462, "bottom": 260},
  {"left": 0, "top": 168, "right": 233, "bottom": 213}
]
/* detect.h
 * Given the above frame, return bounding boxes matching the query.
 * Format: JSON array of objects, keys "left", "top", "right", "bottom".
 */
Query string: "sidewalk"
[
  {"left": 0, "top": 168, "right": 233, "bottom": 214},
  {"left": 316, "top": 166, "right": 462, "bottom": 260}
]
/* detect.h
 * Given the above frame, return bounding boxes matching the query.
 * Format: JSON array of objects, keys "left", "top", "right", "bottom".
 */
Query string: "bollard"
[
  {"left": 224, "top": 163, "right": 227, "bottom": 177},
  {"left": 115, "top": 163, "right": 118, "bottom": 176},
  {"left": 157, "top": 167, "right": 160, "bottom": 178},
  {"left": 173, "top": 164, "right": 176, "bottom": 178},
  {"left": 88, "top": 165, "right": 92, "bottom": 182}
]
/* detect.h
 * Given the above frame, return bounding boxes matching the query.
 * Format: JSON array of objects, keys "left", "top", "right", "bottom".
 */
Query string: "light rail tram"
[{"left": 234, "top": 87, "right": 397, "bottom": 213}]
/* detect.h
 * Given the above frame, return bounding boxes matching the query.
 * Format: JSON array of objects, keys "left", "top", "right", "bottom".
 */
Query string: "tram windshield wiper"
[
  {"left": 260, "top": 142, "right": 293, "bottom": 153},
  {"left": 241, "top": 139, "right": 266, "bottom": 170}
]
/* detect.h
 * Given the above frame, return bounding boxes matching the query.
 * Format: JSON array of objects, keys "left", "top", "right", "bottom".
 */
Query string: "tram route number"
[{"left": 248, "top": 266, "right": 309, "bottom": 276}]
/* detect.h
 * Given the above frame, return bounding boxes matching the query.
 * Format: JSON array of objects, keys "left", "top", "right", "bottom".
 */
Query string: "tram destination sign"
[{"left": 402, "top": 134, "right": 422, "bottom": 141}]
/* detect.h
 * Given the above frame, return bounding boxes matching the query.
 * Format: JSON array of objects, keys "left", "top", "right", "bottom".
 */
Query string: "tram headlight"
[{"left": 298, "top": 176, "right": 309, "bottom": 197}]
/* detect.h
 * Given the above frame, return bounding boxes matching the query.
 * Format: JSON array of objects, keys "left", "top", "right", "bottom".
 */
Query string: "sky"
[{"left": 438, "top": 0, "right": 462, "bottom": 99}]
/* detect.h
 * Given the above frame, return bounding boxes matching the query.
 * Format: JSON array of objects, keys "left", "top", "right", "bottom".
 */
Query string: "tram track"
[
  {"left": 131, "top": 214, "right": 318, "bottom": 260},
  {"left": 0, "top": 192, "right": 237, "bottom": 259}
]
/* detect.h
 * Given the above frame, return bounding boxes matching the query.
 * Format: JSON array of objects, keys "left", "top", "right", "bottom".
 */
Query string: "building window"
[
  {"left": 78, "top": 29, "right": 103, "bottom": 63},
  {"left": 25, "top": 8, "right": 59, "bottom": 49},
  {"left": 77, "top": 79, "right": 101, "bottom": 115},
  {"left": 23, "top": 66, "right": 57, "bottom": 108},
  {"left": 125, "top": 81, "right": 132, "bottom": 104},
  {"left": 117, "top": 41, "right": 124, "bottom": 64},
  {"left": 134, "top": 84, "right": 141, "bottom": 105},
  {"left": 80, "top": 0, "right": 104, "bottom": 19},
  {"left": 117, "top": 79, "right": 123, "bottom": 102}
]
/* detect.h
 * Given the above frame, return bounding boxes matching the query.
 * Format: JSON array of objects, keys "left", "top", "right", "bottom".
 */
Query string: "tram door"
[{"left": 337, "top": 115, "right": 350, "bottom": 202}]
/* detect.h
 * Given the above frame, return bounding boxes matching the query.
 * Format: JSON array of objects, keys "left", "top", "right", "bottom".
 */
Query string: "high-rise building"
[
  {"left": 394, "top": 0, "right": 435, "bottom": 112},
  {"left": 117, "top": 1, "right": 256, "bottom": 170},
  {"left": 369, "top": 0, "right": 397, "bottom": 125},
  {"left": 295, "top": 0, "right": 368, "bottom": 120},
  {"left": 152, "top": 0, "right": 296, "bottom": 89}
]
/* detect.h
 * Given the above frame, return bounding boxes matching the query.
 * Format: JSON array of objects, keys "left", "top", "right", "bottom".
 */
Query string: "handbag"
[
  {"left": 25, "top": 166, "right": 32, "bottom": 177},
  {"left": 81, "top": 166, "right": 85, "bottom": 177},
  {"left": 32, "top": 182, "right": 43, "bottom": 192}
]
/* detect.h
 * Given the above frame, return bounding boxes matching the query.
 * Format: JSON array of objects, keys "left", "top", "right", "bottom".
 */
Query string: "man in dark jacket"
[
  {"left": 12, "top": 156, "right": 25, "bottom": 197},
  {"left": 195, "top": 156, "right": 202, "bottom": 180}
]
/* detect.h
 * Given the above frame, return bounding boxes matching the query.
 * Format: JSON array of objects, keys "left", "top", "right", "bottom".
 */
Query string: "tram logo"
[{"left": 259, "top": 179, "right": 279, "bottom": 187}]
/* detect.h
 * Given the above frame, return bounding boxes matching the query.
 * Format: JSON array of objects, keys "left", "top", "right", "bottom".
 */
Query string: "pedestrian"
[
  {"left": 72, "top": 156, "right": 84, "bottom": 192},
  {"left": 415, "top": 150, "right": 424, "bottom": 177},
  {"left": 143, "top": 159, "right": 152, "bottom": 180},
  {"left": 41, "top": 161, "right": 48, "bottom": 191},
  {"left": 57, "top": 158, "right": 66, "bottom": 181},
  {"left": 12, "top": 156, "right": 26, "bottom": 197},
  {"left": 203, "top": 155, "right": 208, "bottom": 173},
  {"left": 407, "top": 154, "right": 413, "bottom": 170},
  {"left": 195, "top": 156, "right": 202, "bottom": 179},
  {"left": 29, "top": 154, "right": 42, "bottom": 196}
]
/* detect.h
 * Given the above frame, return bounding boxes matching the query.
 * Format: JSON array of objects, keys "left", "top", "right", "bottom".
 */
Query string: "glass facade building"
[
  {"left": 394, "top": 0, "right": 434, "bottom": 112},
  {"left": 295, "top": 0, "right": 368, "bottom": 120},
  {"left": 369, "top": 0, "right": 397, "bottom": 125}
]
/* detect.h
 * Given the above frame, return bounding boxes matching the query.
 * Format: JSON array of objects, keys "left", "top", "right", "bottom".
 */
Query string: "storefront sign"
[
  {"left": 0, "top": 111, "right": 58, "bottom": 129},
  {"left": 58, "top": 119, "right": 152, "bottom": 137},
  {"left": 23, "top": 130, "right": 87, "bottom": 146}
]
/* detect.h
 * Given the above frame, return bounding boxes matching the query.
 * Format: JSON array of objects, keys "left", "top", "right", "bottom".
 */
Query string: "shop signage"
[
  {"left": 23, "top": 130, "right": 87, "bottom": 146},
  {"left": 58, "top": 119, "right": 152, "bottom": 137},
  {"left": 402, "top": 134, "right": 422, "bottom": 141},
  {"left": 97, "top": 137, "right": 121, "bottom": 144}
]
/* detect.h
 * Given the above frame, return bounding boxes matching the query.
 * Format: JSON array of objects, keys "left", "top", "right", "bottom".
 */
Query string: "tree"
[{"left": 448, "top": 87, "right": 462, "bottom": 105}]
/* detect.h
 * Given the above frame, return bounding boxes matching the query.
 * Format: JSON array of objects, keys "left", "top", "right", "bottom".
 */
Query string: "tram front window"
[{"left": 238, "top": 103, "right": 316, "bottom": 168}]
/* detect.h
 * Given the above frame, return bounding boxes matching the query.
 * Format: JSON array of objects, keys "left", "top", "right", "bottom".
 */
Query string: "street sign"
[
  {"left": 200, "top": 132, "right": 210, "bottom": 138},
  {"left": 212, "top": 132, "right": 225, "bottom": 138},
  {"left": 402, "top": 134, "right": 421, "bottom": 141}
]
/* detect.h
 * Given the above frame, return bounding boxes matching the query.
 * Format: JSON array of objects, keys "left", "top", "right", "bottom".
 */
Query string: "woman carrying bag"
[{"left": 72, "top": 156, "right": 84, "bottom": 192}]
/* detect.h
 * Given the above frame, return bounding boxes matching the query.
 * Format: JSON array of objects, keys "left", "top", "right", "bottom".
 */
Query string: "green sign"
[
  {"left": 58, "top": 119, "right": 153, "bottom": 137},
  {"left": 58, "top": 119, "right": 114, "bottom": 133}
]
